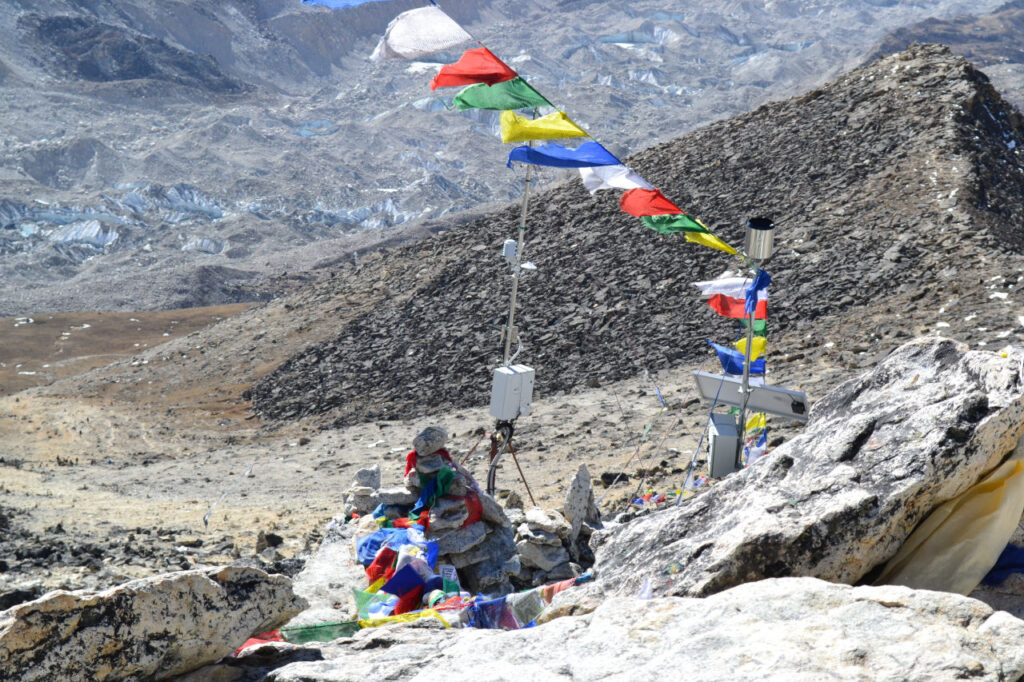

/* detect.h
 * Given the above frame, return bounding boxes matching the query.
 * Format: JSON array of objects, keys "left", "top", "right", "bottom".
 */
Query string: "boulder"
[
  {"left": 524, "top": 507, "right": 571, "bottom": 541},
  {"left": 260, "top": 578, "right": 1024, "bottom": 681},
  {"left": 591, "top": 339, "right": 1024, "bottom": 597},
  {"left": 447, "top": 526, "right": 517, "bottom": 570},
  {"left": 515, "top": 523, "right": 562, "bottom": 547},
  {"left": 0, "top": 566, "right": 306, "bottom": 682},
  {"left": 428, "top": 497, "right": 469, "bottom": 531},
  {"left": 374, "top": 487, "right": 419, "bottom": 506},
  {"left": 478, "top": 491, "right": 511, "bottom": 528},
  {"left": 286, "top": 522, "right": 367, "bottom": 627}
]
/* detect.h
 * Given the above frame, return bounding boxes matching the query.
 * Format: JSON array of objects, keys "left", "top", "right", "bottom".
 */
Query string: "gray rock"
[
  {"left": 592, "top": 339, "right": 1024, "bottom": 598},
  {"left": 428, "top": 496, "right": 469, "bottom": 531},
  {"left": 564, "top": 463, "right": 601, "bottom": 543},
  {"left": 478, "top": 491, "right": 511, "bottom": 528},
  {"left": 0, "top": 567, "right": 306, "bottom": 682},
  {"left": 374, "top": 487, "right": 419, "bottom": 506},
  {"left": 261, "top": 578, "right": 1024, "bottom": 681},
  {"left": 524, "top": 507, "right": 571, "bottom": 541},
  {"left": 352, "top": 465, "right": 380, "bottom": 490},
  {"left": 415, "top": 453, "right": 447, "bottom": 475},
  {"left": 346, "top": 486, "right": 376, "bottom": 497},
  {"left": 515, "top": 523, "right": 562, "bottom": 547},
  {"left": 430, "top": 521, "right": 487, "bottom": 556},
  {"left": 459, "top": 551, "right": 521, "bottom": 595},
  {"left": 532, "top": 561, "right": 579, "bottom": 584},
  {"left": 447, "top": 526, "right": 518, "bottom": 570},
  {"left": 287, "top": 522, "right": 367, "bottom": 627},
  {"left": 517, "top": 540, "right": 571, "bottom": 572}
]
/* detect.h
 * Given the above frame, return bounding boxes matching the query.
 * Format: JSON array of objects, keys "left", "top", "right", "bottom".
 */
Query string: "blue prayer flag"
[
  {"left": 745, "top": 270, "right": 771, "bottom": 316},
  {"left": 506, "top": 141, "right": 620, "bottom": 169},
  {"left": 708, "top": 341, "right": 765, "bottom": 376}
]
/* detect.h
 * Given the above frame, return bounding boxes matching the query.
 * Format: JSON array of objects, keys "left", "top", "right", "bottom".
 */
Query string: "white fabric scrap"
[
  {"left": 691, "top": 277, "right": 769, "bottom": 300},
  {"left": 370, "top": 6, "right": 473, "bottom": 62},
  {"left": 578, "top": 164, "right": 654, "bottom": 193}
]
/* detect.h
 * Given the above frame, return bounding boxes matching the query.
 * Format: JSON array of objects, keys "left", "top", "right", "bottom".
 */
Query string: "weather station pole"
[
  {"left": 736, "top": 217, "right": 774, "bottom": 467},
  {"left": 502, "top": 140, "right": 533, "bottom": 365}
]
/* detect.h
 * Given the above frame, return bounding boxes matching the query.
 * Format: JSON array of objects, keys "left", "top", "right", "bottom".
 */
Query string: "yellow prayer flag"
[
  {"left": 683, "top": 231, "right": 738, "bottom": 255},
  {"left": 500, "top": 110, "right": 588, "bottom": 143},
  {"left": 745, "top": 413, "right": 766, "bottom": 433},
  {"left": 366, "top": 577, "right": 387, "bottom": 594},
  {"left": 734, "top": 336, "right": 767, "bottom": 361}
]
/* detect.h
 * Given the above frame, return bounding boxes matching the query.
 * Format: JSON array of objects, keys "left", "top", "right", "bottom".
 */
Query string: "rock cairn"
[{"left": 342, "top": 462, "right": 601, "bottom": 593}]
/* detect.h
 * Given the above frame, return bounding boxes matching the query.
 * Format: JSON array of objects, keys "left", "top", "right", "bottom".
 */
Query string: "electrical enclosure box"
[
  {"left": 708, "top": 412, "right": 740, "bottom": 479},
  {"left": 489, "top": 365, "right": 535, "bottom": 421}
]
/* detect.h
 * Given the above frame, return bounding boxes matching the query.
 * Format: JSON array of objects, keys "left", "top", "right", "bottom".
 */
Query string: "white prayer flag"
[
  {"left": 691, "top": 276, "right": 769, "bottom": 300},
  {"left": 578, "top": 164, "right": 653, "bottom": 193},
  {"left": 370, "top": 6, "right": 473, "bottom": 62}
]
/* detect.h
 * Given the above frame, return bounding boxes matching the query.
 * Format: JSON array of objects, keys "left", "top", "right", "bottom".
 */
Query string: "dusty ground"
[{"left": 0, "top": 299, "right": 823, "bottom": 598}]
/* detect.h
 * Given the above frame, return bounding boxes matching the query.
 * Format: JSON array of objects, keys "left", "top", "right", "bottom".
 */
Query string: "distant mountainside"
[
  {"left": 249, "top": 44, "right": 1024, "bottom": 427},
  {"left": 0, "top": 0, "right": 1015, "bottom": 315}
]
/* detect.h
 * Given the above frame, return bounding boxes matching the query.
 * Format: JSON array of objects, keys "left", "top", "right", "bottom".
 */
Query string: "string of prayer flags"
[
  {"left": 430, "top": 47, "right": 517, "bottom": 90},
  {"left": 578, "top": 164, "right": 653, "bottom": 193},
  {"left": 500, "top": 110, "right": 588, "bottom": 143},
  {"left": 745, "top": 412, "right": 766, "bottom": 433},
  {"left": 708, "top": 293, "right": 768, "bottom": 319},
  {"left": 506, "top": 141, "right": 620, "bottom": 169},
  {"left": 708, "top": 341, "right": 765, "bottom": 375},
  {"left": 618, "top": 188, "right": 683, "bottom": 217},
  {"left": 452, "top": 77, "right": 551, "bottom": 111},
  {"left": 745, "top": 270, "right": 772, "bottom": 316},
  {"left": 370, "top": 6, "right": 473, "bottom": 62},
  {"left": 734, "top": 336, "right": 767, "bottom": 361}
]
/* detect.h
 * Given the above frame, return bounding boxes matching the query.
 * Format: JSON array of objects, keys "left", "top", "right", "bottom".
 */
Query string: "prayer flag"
[
  {"left": 708, "top": 294, "right": 767, "bottom": 319},
  {"left": 619, "top": 189, "right": 682, "bottom": 217},
  {"left": 734, "top": 336, "right": 767, "bottom": 361},
  {"left": 683, "top": 231, "right": 739, "bottom": 255},
  {"left": 693, "top": 277, "right": 767, "bottom": 300},
  {"left": 430, "top": 47, "right": 517, "bottom": 90},
  {"left": 708, "top": 341, "right": 765, "bottom": 375},
  {"left": 506, "top": 141, "right": 620, "bottom": 169},
  {"left": 744, "top": 431, "right": 768, "bottom": 466},
  {"left": 452, "top": 77, "right": 551, "bottom": 110},
  {"left": 500, "top": 110, "right": 588, "bottom": 143},
  {"left": 745, "top": 270, "right": 772, "bottom": 316},
  {"left": 578, "top": 164, "right": 653, "bottom": 193},
  {"left": 741, "top": 317, "right": 768, "bottom": 335},
  {"left": 370, "top": 6, "right": 473, "bottom": 62},
  {"left": 745, "top": 412, "right": 766, "bottom": 433},
  {"left": 640, "top": 213, "right": 705, "bottom": 234}
]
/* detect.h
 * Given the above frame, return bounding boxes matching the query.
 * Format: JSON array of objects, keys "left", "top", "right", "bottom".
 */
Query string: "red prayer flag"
[
  {"left": 619, "top": 189, "right": 683, "bottom": 217},
  {"left": 708, "top": 294, "right": 767, "bottom": 319},
  {"left": 430, "top": 47, "right": 517, "bottom": 90}
]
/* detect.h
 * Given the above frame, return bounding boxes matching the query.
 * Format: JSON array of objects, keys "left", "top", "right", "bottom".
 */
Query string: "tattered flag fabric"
[
  {"left": 578, "top": 164, "right": 653, "bottom": 193},
  {"left": 618, "top": 189, "right": 682, "bottom": 217},
  {"left": 430, "top": 47, "right": 517, "bottom": 90},
  {"left": 506, "top": 141, "right": 620, "bottom": 168},
  {"left": 692, "top": 277, "right": 764, "bottom": 300},
  {"left": 683, "top": 231, "right": 739, "bottom": 255},
  {"left": 741, "top": 317, "right": 768, "bottom": 335},
  {"left": 744, "top": 431, "right": 768, "bottom": 466},
  {"left": 708, "top": 294, "right": 767, "bottom": 319},
  {"left": 708, "top": 341, "right": 765, "bottom": 375},
  {"left": 745, "top": 412, "right": 766, "bottom": 433},
  {"left": 734, "top": 336, "right": 767, "bottom": 361},
  {"left": 370, "top": 6, "right": 473, "bottom": 62},
  {"left": 500, "top": 110, "right": 588, "bottom": 143},
  {"left": 452, "top": 77, "right": 551, "bottom": 111},
  {"left": 745, "top": 270, "right": 772, "bottom": 316},
  {"left": 640, "top": 213, "right": 705, "bottom": 234}
]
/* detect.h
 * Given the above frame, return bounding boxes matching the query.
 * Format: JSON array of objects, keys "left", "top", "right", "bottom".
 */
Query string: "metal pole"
[
  {"left": 737, "top": 264, "right": 760, "bottom": 466},
  {"left": 503, "top": 141, "right": 533, "bottom": 365}
]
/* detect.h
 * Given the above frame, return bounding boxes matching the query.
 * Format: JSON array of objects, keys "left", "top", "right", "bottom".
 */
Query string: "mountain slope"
[
  {"left": 248, "top": 43, "right": 1024, "bottom": 427},
  {"left": 0, "top": 0, "right": 1013, "bottom": 315}
]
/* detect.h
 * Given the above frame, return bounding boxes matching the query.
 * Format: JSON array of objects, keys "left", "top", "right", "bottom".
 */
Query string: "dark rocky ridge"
[{"left": 250, "top": 44, "right": 1024, "bottom": 427}]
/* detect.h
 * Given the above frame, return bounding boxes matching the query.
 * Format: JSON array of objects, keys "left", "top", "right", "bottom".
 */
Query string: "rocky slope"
[
  {"left": 250, "top": 44, "right": 1024, "bottom": 428},
  {"left": 0, "top": 0, "right": 1014, "bottom": 315}
]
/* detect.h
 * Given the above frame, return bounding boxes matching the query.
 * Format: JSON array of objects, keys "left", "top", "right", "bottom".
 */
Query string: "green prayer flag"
[
  {"left": 452, "top": 77, "right": 551, "bottom": 111},
  {"left": 741, "top": 318, "right": 767, "bottom": 335},
  {"left": 280, "top": 620, "right": 361, "bottom": 644},
  {"left": 641, "top": 214, "right": 707, "bottom": 235}
]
